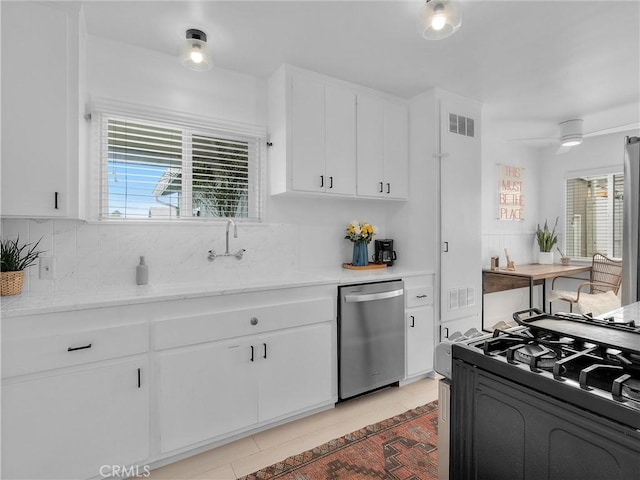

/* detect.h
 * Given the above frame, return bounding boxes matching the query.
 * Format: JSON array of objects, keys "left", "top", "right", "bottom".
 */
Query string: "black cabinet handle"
[
  {"left": 416, "top": 294, "right": 427, "bottom": 299},
  {"left": 320, "top": 175, "right": 324, "bottom": 188},
  {"left": 379, "top": 181, "right": 383, "bottom": 193},
  {"left": 386, "top": 183, "right": 390, "bottom": 194},
  {"left": 410, "top": 315, "right": 415, "bottom": 328},
  {"left": 329, "top": 176, "right": 333, "bottom": 189},
  {"left": 250, "top": 345, "right": 255, "bottom": 362},
  {"left": 68, "top": 343, "right": 92, "bottom": 352},
  {"left": 137, "top": 368, "right": 141, "bottom": 388},
  {"left": 54, "top": 191, "right": 59, "bottom": 210},
  {"left": 263, "top": 343, "right": 267, "bottom": 359},
  {"left": 443, "top": 241, "right": 449, "bottom": 252}
]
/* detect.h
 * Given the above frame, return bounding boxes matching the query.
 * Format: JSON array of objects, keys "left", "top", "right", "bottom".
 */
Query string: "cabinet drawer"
[
  {"left": 406, "top": 286, "right": 434, "bottom": 308},
  {"left": 2, "top": 322, "right": 149, "bottom": 378},
  {"left": 154, "top": 297, "right": 334, "bottom": 350}
]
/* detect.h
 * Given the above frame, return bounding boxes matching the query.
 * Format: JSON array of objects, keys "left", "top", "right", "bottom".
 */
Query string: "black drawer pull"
[
  {"left": 263, "top": 343, "right": 268, "bottom": 359},
  {"left": 379, "top": 181, "right": 384, "bottom": 193},
  {"left": 386, "top": 183, "right": 390, "bottom": 194},
  {"left": 54, "top": 191, "right": 59, "bottom": 209},
  {"left": 250, "top": 345, "right": 255, "bottom": 362},
  {"left": 410, "top": 315, "right": 415, "bottom": 328},
  {"left": 329, "top": 176, "right": 333, "bottom": 189},
  {"left": 137, "top": 368, "right": 141, "bottom": 388},
  {"left": 320, "top": 175, "right": 324, "bottom": 188},
  {"left": 68, "top": 343, "right": 92, "bottom": 352},
  {"left": 416, "top": 294, "right": 428, "bottom": 299}
]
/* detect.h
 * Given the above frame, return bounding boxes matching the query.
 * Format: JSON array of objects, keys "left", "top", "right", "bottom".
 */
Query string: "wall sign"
[{"left": 497, "top": 164, "right": 525, "bottom": 220}]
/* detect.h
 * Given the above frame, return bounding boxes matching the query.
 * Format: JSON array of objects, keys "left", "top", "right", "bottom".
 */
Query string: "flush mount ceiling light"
[
  {"left": 181, "top": 28, "right": 212, "bottom": 71},
  {"left": 559, "top": 119, "right": 584, "bottom": 147},
  {"left": 417, "top": 0, "right": 462, "bottom": 40}
]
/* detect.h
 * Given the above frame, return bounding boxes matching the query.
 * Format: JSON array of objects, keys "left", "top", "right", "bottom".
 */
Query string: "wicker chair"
[{"left": 549, "top": 253, "right": 623, "bottom": 314}]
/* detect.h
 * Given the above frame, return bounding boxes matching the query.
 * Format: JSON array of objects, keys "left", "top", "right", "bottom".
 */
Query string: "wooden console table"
[{"left": 482, "top": 263, "right": 592, "bottom": 312}]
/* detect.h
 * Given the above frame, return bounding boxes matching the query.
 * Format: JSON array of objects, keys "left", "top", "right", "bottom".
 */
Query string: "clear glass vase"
[{"left": 352, "top": 241, "right": 369, "bottom": 266}]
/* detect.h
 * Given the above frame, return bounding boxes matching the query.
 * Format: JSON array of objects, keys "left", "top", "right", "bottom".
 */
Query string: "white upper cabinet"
[
  {"left": 268, "top": 65, "right": 407, "bottom": 199},
  {"left": 356, "top": 93, "right": 409, "bottom": 200},
  {"left": 269, "top": 66, "right": 356, "bottom": 196},
  {"left": 1, "top": 2, "right": 86, "bottom": 218},
  {"left": 324, "top": 85, "right": 357, "bottom": 195}
]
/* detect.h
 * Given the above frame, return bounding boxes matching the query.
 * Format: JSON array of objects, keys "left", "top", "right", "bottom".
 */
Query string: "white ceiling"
[{"left": 82, "top": 0, "right": 640, "bottom": 140}]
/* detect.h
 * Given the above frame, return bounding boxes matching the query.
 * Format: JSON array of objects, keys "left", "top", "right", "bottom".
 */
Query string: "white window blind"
[
  {"left": 100, "top": 113, "right": 261, "bottom": 220},
  {"left": 565, "top": 173, "right": 624, "bottom": 259}
]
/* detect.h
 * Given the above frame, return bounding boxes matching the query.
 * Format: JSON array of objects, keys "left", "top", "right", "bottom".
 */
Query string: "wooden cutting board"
[{"left": 342, "top": 263, "right": 388, "bottom": 270}]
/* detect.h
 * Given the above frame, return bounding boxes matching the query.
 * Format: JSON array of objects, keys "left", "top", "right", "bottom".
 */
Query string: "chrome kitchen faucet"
[{"left": 208, "top": 219, "right": 245, "bottom": 261}]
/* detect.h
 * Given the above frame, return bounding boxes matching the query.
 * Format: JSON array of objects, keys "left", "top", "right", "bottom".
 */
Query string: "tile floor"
[{"left": 149, "top": 377, "right": 440, "bottom": 479}]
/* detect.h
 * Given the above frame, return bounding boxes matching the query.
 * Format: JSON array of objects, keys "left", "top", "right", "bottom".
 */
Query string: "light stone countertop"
[{"left": 0, "top": 266, "right": 434, "bottom": 317}]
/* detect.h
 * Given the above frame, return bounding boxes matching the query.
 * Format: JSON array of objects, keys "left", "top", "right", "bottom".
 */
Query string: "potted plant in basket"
[
  {"left": 536, "top": 217, "right": 558, "bottom": 264},
  {"left": 345, "top": 220, "right": 377, "bottom": 267},
  {"left": 0, "top": 237, "right": 44, "bottom": 296}
]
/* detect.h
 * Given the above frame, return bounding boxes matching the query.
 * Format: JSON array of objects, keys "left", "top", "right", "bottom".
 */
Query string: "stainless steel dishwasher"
[{"left": 338, "top": 280, "right": 405, "bottom": 400}]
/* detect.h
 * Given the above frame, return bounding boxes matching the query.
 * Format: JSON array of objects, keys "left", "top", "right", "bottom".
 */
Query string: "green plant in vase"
[
  {"left": 536, "top": 217, "right": 558, "bottom": 264},
  {"left": 0, "top": 236, "right": 44, "bottom": 295}
]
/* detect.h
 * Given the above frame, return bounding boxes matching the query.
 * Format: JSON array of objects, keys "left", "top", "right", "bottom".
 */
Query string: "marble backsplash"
[{"left": 1, "top": 218, "right": 298, "bottom": 295}]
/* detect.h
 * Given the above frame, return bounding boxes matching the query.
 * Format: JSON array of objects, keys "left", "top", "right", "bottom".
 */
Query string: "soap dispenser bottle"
[{"left": 136, "top": 256, "right": 148, "bottom": 285}]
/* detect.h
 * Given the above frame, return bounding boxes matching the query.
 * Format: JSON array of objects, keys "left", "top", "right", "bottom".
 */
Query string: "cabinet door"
[
  {"left": 158, "top": 338, "right": 257, "bottom": 453},
  {"left": 1, "top": 2, "right": 78, "bottom": 217},
  {"left": 383, "top": 102, "right": 409, "bottom": 199},
  {"left": 258, "top": 323, "right": 333, "bottom": 422},
  {"left": 406, "top": 307, "right": 435, "bottom": 377},
  {"left": 1, "top": 359, "right": 148, "bottom": 480},
  {"left": 290, "top": 75, "right": 326, "bottom": 193},
  {"left": 325, "top": 85, "right": 356, "bottom": 195},
  {"left": 356, "top": 94, "right": 385, "bottom": 197},
  {"left": 440, "top": 97, "right": 482, "bottom": 325}
]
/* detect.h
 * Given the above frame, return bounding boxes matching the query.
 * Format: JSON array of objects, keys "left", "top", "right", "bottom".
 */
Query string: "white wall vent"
[{"left": 449, "top": 113, "right": 475, "bottom": 138}]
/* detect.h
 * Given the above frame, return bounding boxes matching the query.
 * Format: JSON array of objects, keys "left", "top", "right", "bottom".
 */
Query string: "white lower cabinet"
[
  {"left": 158, "top": 337, "right": 257, "bottom": 453},
  {"left": 258, "top": 323, "right": 333, "bottom": 422},
  {"left": 404, "top": 276, "right": 436, "bottom": 380},
  {"left": 1, "top": 285, "right": 337, "bottom": 478},
  {"left": 439, "top": 315, "right": 481, "bottom": 341},
  {"left": 1, "top": 359, "right": 149, "bottom": 480},
  {"left": 406, "top": 307, "right": 435, "bottom": 377},
  {"left": 158, "top": 322, "right": 333, "bottom": 453}
]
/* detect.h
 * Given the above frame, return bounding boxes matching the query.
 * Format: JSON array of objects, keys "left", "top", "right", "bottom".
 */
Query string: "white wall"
[
  {"left": 480, "top": 116, "right": 543, "bottom": 326},
  {"left": 481, "top": 119, "right": 542, "bottom": 268},
  {"left": 88, "top": 36, "right": 267, "bottom": 127},
  {"left": 386, "top": 89, "right": 439, "bottom": 273},
  {"left": 2, "top": 34, "right": 419, "bottom": 294}
]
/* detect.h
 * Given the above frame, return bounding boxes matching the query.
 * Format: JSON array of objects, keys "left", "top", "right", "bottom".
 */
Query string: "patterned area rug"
[{"left": 239, "top": 401, "right": 439, "bottom": 480}]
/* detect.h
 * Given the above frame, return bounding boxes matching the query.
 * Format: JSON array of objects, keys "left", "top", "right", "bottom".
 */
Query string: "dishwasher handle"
[{"left": 344, "top": 289, "right": 403, "bottom": 303}]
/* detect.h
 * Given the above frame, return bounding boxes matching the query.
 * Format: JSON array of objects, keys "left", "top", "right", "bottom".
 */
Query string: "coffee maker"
[{"left": 374, "top": 239, "right": 397, "bottom": 266}]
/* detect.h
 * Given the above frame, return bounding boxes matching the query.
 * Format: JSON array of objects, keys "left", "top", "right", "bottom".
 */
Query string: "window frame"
[
  {"left": 91, "top": 98, "right": 266, "bottom": 224},
  {"left": 563, "top": 167, "right": 623, "bottom": 261}
]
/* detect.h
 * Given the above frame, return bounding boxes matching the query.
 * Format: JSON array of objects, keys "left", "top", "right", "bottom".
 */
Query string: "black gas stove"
[
  {"left": 449, "top": 307, "right": 640, "bottom": 480},
  {"left": 456, "top": 308, "right": 640, "bottom": 428}
]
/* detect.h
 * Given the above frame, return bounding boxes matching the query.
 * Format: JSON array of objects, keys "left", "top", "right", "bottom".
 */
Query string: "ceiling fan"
[{"left": 511, "top": 119, "right": 639, "bottom": 155}]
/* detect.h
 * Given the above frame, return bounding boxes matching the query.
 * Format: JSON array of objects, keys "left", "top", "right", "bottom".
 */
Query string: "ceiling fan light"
[
  {"left": 181, "top": 29, "right": 212, "bottom": 71},
  {"left": 559, "top": 119, "right": 584, "bottom": 147},
  {"left": 561, "top": 137, "right": 583, "bottom": 147},
  {"left": 418, "top": 0, "right": 462, "bottom": 40}
]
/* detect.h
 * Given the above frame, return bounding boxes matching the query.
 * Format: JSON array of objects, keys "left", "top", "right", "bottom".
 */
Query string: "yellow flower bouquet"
[
  {"left": 345, "top": 220, "right": 377, "bottom": 266},
  {"left": 344, "top": 220, "right": 377, "bottom": 244}
]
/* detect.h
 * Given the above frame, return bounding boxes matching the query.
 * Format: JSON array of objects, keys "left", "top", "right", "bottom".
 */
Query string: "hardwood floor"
[{"left": 148, "top": 377, "right": 439, "bottom": 479}]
